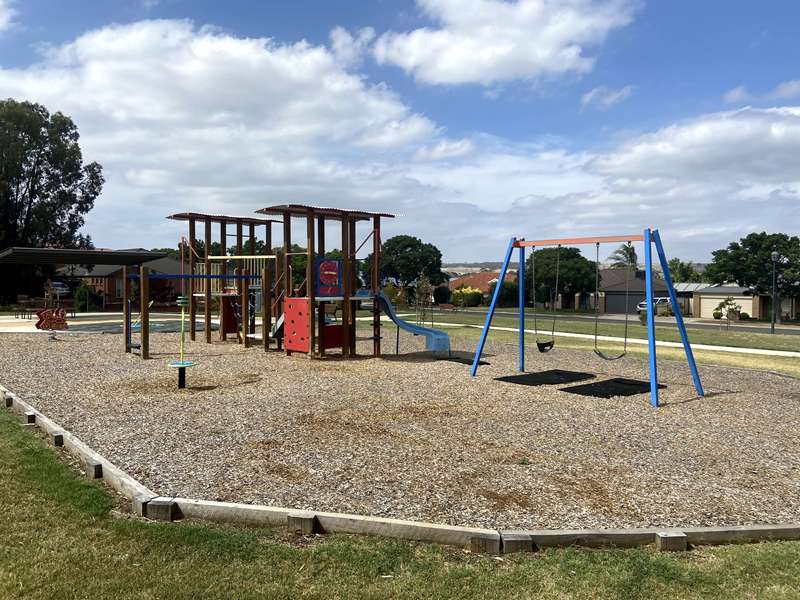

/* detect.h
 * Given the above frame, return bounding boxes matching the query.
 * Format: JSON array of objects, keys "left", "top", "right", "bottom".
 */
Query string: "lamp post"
[{"left": 771, "top": 251, "right": 779, "bottom": 334}]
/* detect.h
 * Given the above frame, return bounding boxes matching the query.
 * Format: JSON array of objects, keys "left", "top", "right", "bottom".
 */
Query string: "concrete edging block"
[
  {"left": 500, "top": 530, "right": 535, "bottom": 553},
  {"left": 656, "top": 531, "right": 688, "bottom": 551},
  {"left": 147, "top": 497, "right": 179, "bottom": 522},
  {"left": 529, "top": 528, "right": 657, "bottom": 549},
  {"left": 174, "top": 498, "right": 290, "bottom": 527},
  {"left": 287, "top": 511, "right": 319, "bottom": 535},
  {"left": 684, "top": 524, "right": 800, "bottom": 546}
]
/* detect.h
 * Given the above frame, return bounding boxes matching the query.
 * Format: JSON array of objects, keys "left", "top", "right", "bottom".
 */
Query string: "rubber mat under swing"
[
  {"left": 495, "top": 369, "right": 596, "bottom": 387},
  {"left": 560, "top": 377, "right": 666, "bottom": 399}
]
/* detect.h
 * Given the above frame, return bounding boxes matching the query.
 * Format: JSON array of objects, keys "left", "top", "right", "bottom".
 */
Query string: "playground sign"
[
  {"left": 315, "top": 258, "right": 343, "bottom": 297},
  {"left": 35, "top": 308, "right": 68, "bottom": 330}
]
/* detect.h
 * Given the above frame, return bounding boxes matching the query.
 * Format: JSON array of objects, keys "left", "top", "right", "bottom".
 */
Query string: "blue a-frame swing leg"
[
  {"left": 652, "top": 229, "right": 705, "bottom": 397},
  {"left": 644, "top": 228, "right": 659, "bottom": 407},
  {"left": 471, "top": 237, "right": 517, "bottom": 377},
  {"left": 518, "top": 245, "right": 526, "bottom": 372}
]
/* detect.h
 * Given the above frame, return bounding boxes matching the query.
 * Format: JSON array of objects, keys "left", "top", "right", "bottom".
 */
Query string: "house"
[
  {"left": 596, "top": 269, "right": 667, "bottom": 314},
  {"left": 448, "top": 270, "right": 516, "bottom": 294},
  {"left": 61, "top": 253, "right": 184, "bottom": 310},
  {"left": 672, "top": 282, "right": 708, "bottom": 316}
]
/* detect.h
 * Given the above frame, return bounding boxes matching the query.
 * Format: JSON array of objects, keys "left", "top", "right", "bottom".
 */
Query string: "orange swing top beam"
[{"left": 515, "top": 234, "right": 644, "bottom": 248}]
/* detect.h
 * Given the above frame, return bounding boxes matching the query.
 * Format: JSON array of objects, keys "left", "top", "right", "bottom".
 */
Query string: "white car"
[{"left": 637, "top": 297, "right": 670, "bottom": 313}]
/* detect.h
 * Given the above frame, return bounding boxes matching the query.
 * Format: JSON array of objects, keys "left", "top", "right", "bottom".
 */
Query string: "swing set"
[{"left": 470, "top": 228, "right": 704, "bottom": 408}]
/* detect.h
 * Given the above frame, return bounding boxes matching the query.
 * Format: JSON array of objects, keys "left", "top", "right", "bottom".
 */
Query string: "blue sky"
[{"left": 1, "top": 0, "right": 799, "bottom": 262}]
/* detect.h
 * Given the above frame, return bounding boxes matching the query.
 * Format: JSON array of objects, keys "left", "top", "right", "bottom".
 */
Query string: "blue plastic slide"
[{"left": 375, "top": 292, "right": 450, "bottom": 354}]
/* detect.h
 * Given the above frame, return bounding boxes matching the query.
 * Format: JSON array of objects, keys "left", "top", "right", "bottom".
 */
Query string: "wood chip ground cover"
[{"left": 0, "top": 332, "right": 798, "bottom": 531}]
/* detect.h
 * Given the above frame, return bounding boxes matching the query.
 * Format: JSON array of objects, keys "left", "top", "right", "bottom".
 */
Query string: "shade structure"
[{"left": 0, "top": 247, "right": 167, "bottom": 266}]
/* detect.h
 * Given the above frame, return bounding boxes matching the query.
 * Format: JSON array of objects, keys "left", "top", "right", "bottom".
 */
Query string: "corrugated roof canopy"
[
  {"left": 167, "top": 212, "right": 281, "bottom": 225},
  {"left": 0, "top": 247, "right": 166, "bottom": 266},
  {"left": 256, "top": 204, "right": 395, "bottom": 221}
]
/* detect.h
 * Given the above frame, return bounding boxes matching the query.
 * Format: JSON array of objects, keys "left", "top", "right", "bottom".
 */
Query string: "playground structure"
[
  {"left": 123, "top": 205, "right": 450, "bottom": 360},
  {"left": 471, "top": 228, "right": 705, "bottom": 407}
]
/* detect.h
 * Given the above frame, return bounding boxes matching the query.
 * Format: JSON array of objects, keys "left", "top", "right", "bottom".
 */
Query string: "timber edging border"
[{"left": 3, "top": 385, "right": 800, "bottom": 555}]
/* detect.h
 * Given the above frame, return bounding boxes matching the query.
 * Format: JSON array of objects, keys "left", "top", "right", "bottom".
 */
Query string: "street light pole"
[{"left": 771, "top": 251, "right": 779, "bottom": 334}]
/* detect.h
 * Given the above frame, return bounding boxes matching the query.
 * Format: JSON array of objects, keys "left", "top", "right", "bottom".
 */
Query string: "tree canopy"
[
  {"left": 525, "top": 247, "right": 595, "bottom": 304},
  {"left": 0, "top": 99, "right": 104, "bottom": 301},
  {"left": 667, "top": 258, "right": 703, "bottom": 283},
  {"left": 606, "top": 243, "right": 638, "bottom": 269},
  {"left": 705, "top": 232, "right": 800, "bottom": 296},
  {"left": 362, "top": 235, "right": 447, "bottom": 286}
]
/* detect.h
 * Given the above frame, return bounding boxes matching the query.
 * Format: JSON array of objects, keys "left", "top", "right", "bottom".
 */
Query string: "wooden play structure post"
[
  {"left": 139, "top": 265, "right": 150, "bottom": 359},
  {"left": 372, "top": 215, "right": 381, "bottom": 357},
  {"left": 306, "top": 209, "right": 316, "bottom": 358},
  {"left": 317, "top": 215, "right": 326, "bottom": 357},
  {"left": 264, "top": 221, "right": 273, "bottom": 351},
  {"left": 349, "top": 218, "right": 357, "bottom": 356},
  {"left": 341, "top": 216, "right": 351, "bottom": 357},
  {"left": 204, "top": 219, "right": 212, "bottom": 344},
  {"left": 123, "top": 266, "right": 131, "bottom": 353},
  {"left": 188, "top": 217, "right": 196, "bottom": 341},
  {"left": 219, "top": 220, "right": 227, "bottom": 342},
  {"left": 242, "top": 269, "right": 250, "bottom": 348}
]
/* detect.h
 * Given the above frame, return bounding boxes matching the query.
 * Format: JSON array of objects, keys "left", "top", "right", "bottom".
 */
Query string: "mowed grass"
[
  {"left": 421, "top": 309, "right": 800, "bottom": 353},
  {"left": 3, "top": 407, "right": 800, "bottom": 598}
]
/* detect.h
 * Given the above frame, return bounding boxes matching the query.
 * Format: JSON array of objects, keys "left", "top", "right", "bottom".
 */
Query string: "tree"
[
  {"left": 0, "top": 99, "right": 104, "bottom": 301},
  {"left": 667, "top": 258, "right": 703, "bottom": 283},
  {"left": 525, "top": 247, "right": 595, "bottom": 304},
  {"left": 488, "top": 280, "right": 519, "bottom": 307},
  {"left": 361, "top": 235, "right": 448, "bottom": 287},
  {"left": 705, "top": 232, "right": 800, "bottom": 296},
  {"left": 607, "top": 243, "right": 638, "bottom": 269}
]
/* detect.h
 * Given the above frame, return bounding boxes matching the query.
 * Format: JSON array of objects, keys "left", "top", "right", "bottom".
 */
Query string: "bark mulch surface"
[{"left": 1, "top": 331, "right": 798, "bottom": 531}]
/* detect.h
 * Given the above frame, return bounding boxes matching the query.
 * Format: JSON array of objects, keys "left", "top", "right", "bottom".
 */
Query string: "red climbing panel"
[{"left": 284, "top": 298, "right": 310, "bottom": 352}]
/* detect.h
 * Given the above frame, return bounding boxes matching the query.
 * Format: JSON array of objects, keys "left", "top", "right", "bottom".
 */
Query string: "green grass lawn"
[
  {"left": 414, "top": 310, "right": 800, "bottom": 353},
  {"left": 3, "top": 407, "right": 800, "bottom": 598}
]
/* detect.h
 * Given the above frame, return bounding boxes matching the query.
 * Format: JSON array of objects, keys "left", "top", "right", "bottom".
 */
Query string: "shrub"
[
  {"left": 639, "top": 310, "right": 648, "bottom": 325},
  {"left": 433, "top": 285, "right": 451, "bottom": 305},
  {"left": 452, "top": 286, "right": 482, "bottom": 307},
  {"left": 74, "top": 284, "right": 101, "bottom": 312},
  {"left": 739, "top": 312, "right": 750, "bottom": 320},
  {"left": 487, "top": 280, "right": 519, "bottom": 308},
  {"left": 712, "top": 310, "right": 723, "bottom": 320}
]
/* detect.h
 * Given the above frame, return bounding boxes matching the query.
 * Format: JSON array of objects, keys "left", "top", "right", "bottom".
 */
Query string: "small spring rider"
[{"left": 168, "top": 295, "right": 195, "bottom": 389}]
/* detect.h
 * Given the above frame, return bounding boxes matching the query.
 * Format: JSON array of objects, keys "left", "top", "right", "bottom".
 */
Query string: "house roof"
[
  {"left": 0, "top": 247, "right": 166, "bottom": 266},
  {"left": 695, "top": 285, "right": 753, "bottom": 296},
  {"left": 448, "top": 271, "right": 515, "bottom": 293},
  {"left": 599, "top": 268, "right": 667, "bottom": 293},
  {"left": 61, "top": 255, "right": 185, "bottom": 277},
  {"left": 256, "top": 204, "right": 395, "bottom": 221},
  {"left": 673, "top": 282, "right": 708, "bottom": 293}
]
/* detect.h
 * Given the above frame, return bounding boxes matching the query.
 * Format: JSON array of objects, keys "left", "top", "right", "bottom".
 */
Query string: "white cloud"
[
  {"left": 580, "top": 85, "right": 633, "bottom": 110},
  {"left": 414, "top": 138, "right": 474, "bottom": 160},
  {"left": 373, "top": 0, "right": 637, "bottom": 86},
  {"left": 0, "top": 0, "right": 15, "bottom": 33},
  {"left": 330, "top": 26, "right": 376, "bottom": 66},
  {"left": 2, "top": 19, "right": 799, "bottom": 262},
  {"left": 724, "top": 80, "right": 800, "bottom": 104}
]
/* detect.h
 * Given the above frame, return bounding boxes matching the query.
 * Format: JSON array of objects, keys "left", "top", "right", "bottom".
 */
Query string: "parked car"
[
  {"left": 637, "top": 297, "right": 670, "bottom": 314},
  {"left": 49, "top": 281, "right": 71, "bottom": 298}
]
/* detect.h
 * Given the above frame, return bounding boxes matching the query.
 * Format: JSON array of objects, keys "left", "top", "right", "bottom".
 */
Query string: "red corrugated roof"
[{"left": 448, "top": 271, "right": 516, "bottom": 293}]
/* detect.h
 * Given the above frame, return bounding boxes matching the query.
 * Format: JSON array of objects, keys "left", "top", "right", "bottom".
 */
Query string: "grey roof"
[
  {"left": 257, "top": 204, "right": 395, "bottom": 221},
  {"left": 0, "top": 247, "right": 166, "bottom": 266},
  {"left": 672, "top": 282, "right": 708, "bottom": 293},
  {"left": 63, "top": 255, "right": 185, "bottom": 277},
  {"left": 599, "top": 268, "right": 667, "bottom": 293},
  {"left": 694, "top": 285, "right": 753, "bottom": 295}
]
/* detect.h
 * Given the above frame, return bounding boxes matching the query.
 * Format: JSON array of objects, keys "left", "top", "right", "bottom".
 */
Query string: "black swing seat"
[
  {"left": 537, "top": 340, "right": 555, "bottom": 353},
  {"left": 593, "top": 349, "right": 626, "bottom": 361}
]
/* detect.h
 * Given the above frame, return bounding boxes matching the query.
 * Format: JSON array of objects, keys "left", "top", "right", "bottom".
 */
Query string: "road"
[{"left": 432, "top": 307, "right": 800, "bottom": 336}]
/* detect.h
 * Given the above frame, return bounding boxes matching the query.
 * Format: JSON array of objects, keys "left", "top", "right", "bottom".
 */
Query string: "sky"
[{"left": 1, "top": 0, "right": 799, "bottom": 262}]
